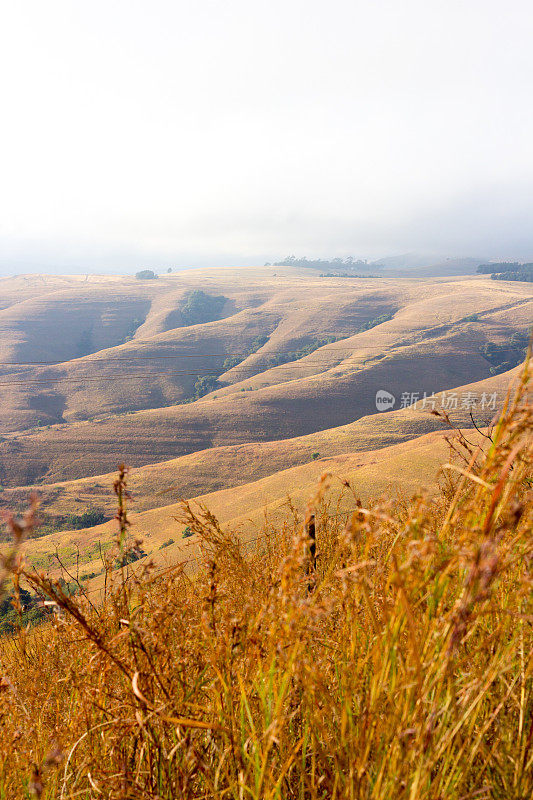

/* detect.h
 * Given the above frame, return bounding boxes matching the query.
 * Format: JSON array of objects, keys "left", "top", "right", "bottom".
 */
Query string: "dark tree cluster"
[
  {"left": 179, "top": 290, "right": 227, "bottom": 326},
  {"left": 0, "top": 587, "right": 45, "bottom": 633},
  {"left": 477, "top": 263, "right": 533, "bottom": 282},
  {"left": 272, "top": 256, "right": 376, "bottom": 271},
  {"left": 135, "top": 269, "right": 159, "bottom": 280},
  {"left": 480, "top": 330, "right": 531, "bottom": 375}
]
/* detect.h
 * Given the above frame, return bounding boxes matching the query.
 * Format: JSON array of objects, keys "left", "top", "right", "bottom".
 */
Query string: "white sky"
[{"left": 1, "top": 0, "right": 533, "bottom": 271}]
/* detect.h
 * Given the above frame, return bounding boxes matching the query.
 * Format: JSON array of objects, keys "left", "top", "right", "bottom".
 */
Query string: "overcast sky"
[{"left": 1, "top": 0, "right": 533, "bottom": 272}]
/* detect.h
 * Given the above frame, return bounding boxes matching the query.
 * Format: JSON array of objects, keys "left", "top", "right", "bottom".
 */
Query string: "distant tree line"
[
  {"left": 476, "top": 262, "right": 526, "bottom": 273},
  {"left": 264, "top": 336, "right": 338, "bottom": 368},
  {"left": 319, "top": 272, "right": 383, "bottom": 279},
  {"left": 269, "top": 256, "right": 378, "bottom": 271},
  {"left": 477, "top": 263, "right": 533, "bottom": 282},
  {"left": 491, "top": 268, "right": 533, "bottom": 283},
  {"left": 26, "top": 509, "right": 110, "bottom": 540}
]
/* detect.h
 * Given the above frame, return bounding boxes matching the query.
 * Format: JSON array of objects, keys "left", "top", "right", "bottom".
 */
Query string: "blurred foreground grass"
[{"left": 0, "top": 362, "right": 531, "bottom": 799}]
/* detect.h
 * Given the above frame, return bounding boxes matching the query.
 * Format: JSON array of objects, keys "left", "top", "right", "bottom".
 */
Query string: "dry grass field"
[{"left": 0, "top": 356, "right": 531, "bottom": 798}]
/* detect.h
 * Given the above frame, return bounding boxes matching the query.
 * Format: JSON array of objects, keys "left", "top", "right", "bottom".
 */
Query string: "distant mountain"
[
  {"left": 371, "top": 254, "right": 487, "bottom": 276},
  {"left": 270, "top": 253, "right": 487, "bottom": 277},
  {"left": 371, "top": 253, "right": 439, "bottom": 269}
]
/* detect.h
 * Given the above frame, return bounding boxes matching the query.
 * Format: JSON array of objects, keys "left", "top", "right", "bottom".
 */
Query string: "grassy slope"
[
  {"left": 0, "top": 269, "right": 530, "bottom": 576},
  {"left": 0, "top": 273, "right": 530, "bottom": 438},
  {"left": 0, "top": 270, "right": 408, "bottom": 431},
  {"left": 12, "top": 358, "right": 525, "bottom": 580},
  {"left": 0, "top": 360, "right": 520, "bottom": 521},
  {"left": 0, "top": 347, "right": 525, "bottom": 488},
  {"left": 18, "top": 425, "right": 466, "bottom": 578},
  {"left": 0, "top": 291, "right": 530, "bottom": 487}
]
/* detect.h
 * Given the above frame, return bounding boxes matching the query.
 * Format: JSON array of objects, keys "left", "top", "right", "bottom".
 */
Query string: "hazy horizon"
[{"left": 2, "top": 0, "right": 533, "bottom": 274}]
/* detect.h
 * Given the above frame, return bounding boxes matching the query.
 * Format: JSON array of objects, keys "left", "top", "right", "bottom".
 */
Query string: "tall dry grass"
[{"left": 0, "top": 364, "right": 532, "bottom": 799}]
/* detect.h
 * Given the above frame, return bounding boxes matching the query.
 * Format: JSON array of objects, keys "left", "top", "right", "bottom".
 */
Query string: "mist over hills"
[{"left": 4, "top": 251, "right": 533, "bottom": 279}]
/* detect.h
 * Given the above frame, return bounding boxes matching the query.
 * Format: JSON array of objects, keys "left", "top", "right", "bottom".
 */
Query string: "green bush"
[
  {"left": 179, "top": 290, "right": 227, "bottom": 326},
  {"left": 135, "top": 270, "right": 158, "bottom": 280},
  {"left": 0, "top": 587, "right": 45, "bottom": 634},
  {"left": 194, "top": 375, "right": 219, "bottom": 398},
  {"left": 358, "top": 312, "right": 394, "bottom": 331},
  {"left": 159, "top": 539, "right": 175, "bottom": 549},
  {"left": 222, "top": 355, "right": 242, "bottom": 371},
  {"left": 115, "top": 546, "right": 147, "bottom": 568},
  {"left": 265, "top": 336, "right": 338, "bottom": 368},
  {"left": 67, "top": 509, "right": 108, "bottom": 529},
  {"left": 222, "top": 335, "right": 270, "bottom": 372}
]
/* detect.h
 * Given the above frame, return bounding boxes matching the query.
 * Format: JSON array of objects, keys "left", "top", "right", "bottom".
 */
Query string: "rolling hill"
[
  {"left": 0, "top": 270, "right": 530, "bottom": 485},
  {"left": 15, "top": 424, "right": 478, "bottom": 579},
  {"left": 0, "top": 266, "right": 530, "bottom": 580}
]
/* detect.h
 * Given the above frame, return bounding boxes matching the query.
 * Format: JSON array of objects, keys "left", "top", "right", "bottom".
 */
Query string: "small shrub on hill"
[
  {"left": 222, "top": 355, "right": 241, "bottom": 370},
  {"left": 122, "top": 317, "right": 142, "bottom": 343},
  {"left": 0, "top": 587, "right": 45, "bottom": 634},
  {"left": 358, "top": 311, "right": 394, "bottom": 330},
  {"left": 265, "top": 336, "right": 338, "bottom": 368},
  {"left": 194, "top": 374, "right": 219, "bottom": 398},
  {"left": 179, "top": 289, "right": 227, "bottom": 326},
  {"left": 222, "top": 335, "right": 270, "bottom": 372},
  {"left": 159, "top": 538, "right": 175, "bottom": 549},
  {"left": 66, "top": 509, "right": 108, "bottom": 529},
  {"left": 135, "top": 269, "right": 158, "bottom": 280},
  {"left": 115, "top": 545, "right": 147, "bottom": 568}
]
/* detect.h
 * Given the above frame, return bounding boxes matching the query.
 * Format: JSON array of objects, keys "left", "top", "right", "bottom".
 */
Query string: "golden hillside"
[
  {"left": 0, "top": 269, "right": 530, "bottom": 487},
  {"left": 0, "top": 267, "right": 530, "bottom": 582}
]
